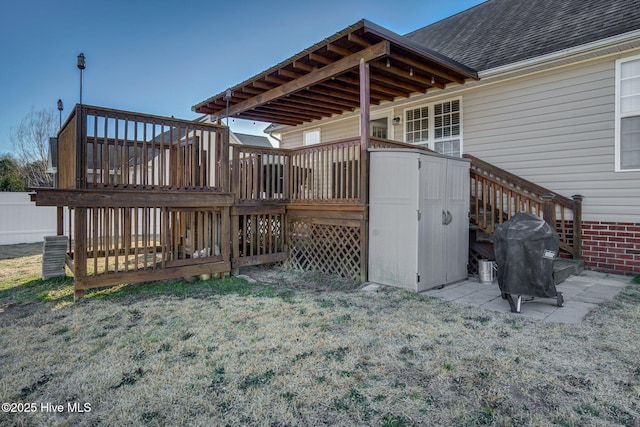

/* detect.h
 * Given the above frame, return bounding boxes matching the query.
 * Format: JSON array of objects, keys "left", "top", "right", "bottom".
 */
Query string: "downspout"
[{"left": 266, "top": 130, "right": 282, "bottom": 147}]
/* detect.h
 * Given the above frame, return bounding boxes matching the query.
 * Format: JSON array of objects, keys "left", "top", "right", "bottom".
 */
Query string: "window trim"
[
  {"left": 402, "top": 97, "right": 463, "bottom": 156},
  {"left": 615, "top": 54, "right": 640, "bottom": 172}
]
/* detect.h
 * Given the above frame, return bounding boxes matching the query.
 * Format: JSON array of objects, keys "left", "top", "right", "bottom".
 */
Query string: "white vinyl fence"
[{"left": 0, "top": 192, "right": 58, "bottom": 245}]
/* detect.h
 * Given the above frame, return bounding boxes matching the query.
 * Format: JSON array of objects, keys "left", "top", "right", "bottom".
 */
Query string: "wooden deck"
[
  {"left": 32, "top": 106, "right": 410, "bottom": 297},
  {"left": 32, "top": 105, "right": 582, "bottom": 298},
  {"left": 35, "top": 105, "right": 234, "bottom": 298}
]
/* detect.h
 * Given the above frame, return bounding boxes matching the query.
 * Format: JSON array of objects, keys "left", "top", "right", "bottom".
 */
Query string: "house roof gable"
[
  {"left": 232, "top": 133, "right": 273, "bottom": 148},
  {"left": 405, "top": 0, "right": 640, "bottom": 71}
]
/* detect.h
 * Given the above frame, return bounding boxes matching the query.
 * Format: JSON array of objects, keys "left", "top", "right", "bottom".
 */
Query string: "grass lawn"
[{"left": 1, "top": 253, "right": 639, "bottom": 426}]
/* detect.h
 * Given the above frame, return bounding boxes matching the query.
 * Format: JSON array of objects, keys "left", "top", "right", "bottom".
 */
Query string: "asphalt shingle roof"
[
  {"left": 405, "top": 0, "right": 640, "bottom": 71},
  {"left": 234, "top": 133, "right": 273, "bottom": 148}
]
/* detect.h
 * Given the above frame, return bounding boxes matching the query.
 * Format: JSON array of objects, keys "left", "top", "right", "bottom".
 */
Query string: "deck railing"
[
  {"left": 288, "top": 137, "right": 362, "bottom": 204},
  {"left": 46, "top": 105, "right": 233, "bottom": 297},
  {"left": 67, "top": 105, "right": 229, "bottom": 192},
  {"left": 232, "top": 137, "right": 426, "bottom": 205},
  {"left": 231, "top": 145, "right": 290, "bottom": 203},
  {"left": 465, "top": 154, "right": 582, "bottom": 258},
  {"left": 370, "top": 137, "right": 433, "bottom": 151}
]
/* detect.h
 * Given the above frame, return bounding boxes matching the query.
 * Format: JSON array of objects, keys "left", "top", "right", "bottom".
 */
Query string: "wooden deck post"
[
  {"left": 57, "top": 207, "right": 64, "bottom": 235},
  {"left": 540, "top": 193, "right": 556, "bottom": 228},
  {"left": 73, "top": 207, "right": 86, "bottom": 300},
  {"left": 231, "top": 145, "right": 240, "bottom": 199},
  {"left": 221, "top": 206, "right": 231, "bottom": 266},
  {"left": 359, "top": 58, "right": 370, "bottom": 282},
  {"left": 221, "top": 128, "right": 230, "bottom": 192},
  {"left": 572, "top": 194, "right": 583, "bottom": 260},
  {"left": 75, "top": 105, "right": 86, "bottom": 189},
  {"left": 73, "top": 105, "right": 86, "bottom": 300}
]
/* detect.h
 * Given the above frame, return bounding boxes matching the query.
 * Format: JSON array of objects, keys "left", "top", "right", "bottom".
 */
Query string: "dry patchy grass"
[{"left": 1, "top": 255, "right": 639, "bottom": 426}]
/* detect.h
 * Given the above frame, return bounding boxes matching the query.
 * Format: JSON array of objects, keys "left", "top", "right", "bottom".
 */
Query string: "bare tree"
[{"left": 10, "top": 107, "right": 57, "bottom": 187}]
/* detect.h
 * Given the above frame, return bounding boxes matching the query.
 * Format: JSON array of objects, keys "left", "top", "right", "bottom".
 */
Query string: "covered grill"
[{"left": 494, "top": 212, "right": 564, "bottom": 313}]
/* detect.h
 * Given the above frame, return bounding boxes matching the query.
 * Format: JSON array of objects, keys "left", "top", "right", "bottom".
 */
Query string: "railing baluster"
[{"left": 92, "top": 116, "right": 98, "bottom": 186}]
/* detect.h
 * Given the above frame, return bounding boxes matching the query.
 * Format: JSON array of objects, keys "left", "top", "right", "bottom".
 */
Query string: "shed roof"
[{"left": 405, "top": 0, "right": 640, "bottom": 71}]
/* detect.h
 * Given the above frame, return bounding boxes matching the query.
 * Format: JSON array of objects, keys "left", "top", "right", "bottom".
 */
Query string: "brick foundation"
[{"left": 581, "top": 221, "right": 640, "bottom": 275}]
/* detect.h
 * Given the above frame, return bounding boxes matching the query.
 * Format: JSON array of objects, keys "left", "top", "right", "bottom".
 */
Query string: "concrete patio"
[{"left": 423, "top": 271, "right": 632, "bottom": 323}]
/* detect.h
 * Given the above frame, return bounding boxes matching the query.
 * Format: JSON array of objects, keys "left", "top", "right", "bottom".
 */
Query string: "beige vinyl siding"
[
  {"left": 274, "top": 51, "right": 639, "bottom": 223},
  {"left": 463, "top": 56, "right": 640, "bottom": 223},
  {"left": 280, "top": 117, "right": 360, "bottom": 149}
]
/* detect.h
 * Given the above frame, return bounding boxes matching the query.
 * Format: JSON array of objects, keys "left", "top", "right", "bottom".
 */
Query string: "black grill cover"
[{"left": 494, "top": 212, "right": 559, "bottom": 298}]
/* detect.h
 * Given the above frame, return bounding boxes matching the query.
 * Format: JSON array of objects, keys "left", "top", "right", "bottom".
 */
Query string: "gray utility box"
[{"left": 368, "top": 149, "right": 470, "bottom": 291}]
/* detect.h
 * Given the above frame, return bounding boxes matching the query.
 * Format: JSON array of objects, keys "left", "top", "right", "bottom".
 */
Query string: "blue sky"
[{"left": 0, "top": 0, "right": 484, "bottom": 154}]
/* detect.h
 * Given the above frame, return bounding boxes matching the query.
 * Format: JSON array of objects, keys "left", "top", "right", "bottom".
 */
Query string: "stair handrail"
[
  {"left": 464, "top": 153, "right": 582, "bottom": 259},
  {"left": 464, "top": 154, "right": 570, "bottom": 205}
]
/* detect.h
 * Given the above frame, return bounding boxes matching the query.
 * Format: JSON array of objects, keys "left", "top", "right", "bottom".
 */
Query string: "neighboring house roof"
[
  {"left": 231, "top": 132, "right": 273, "bottom": 148},
  {"left": 405, "top": 0, "right": 640, "bottom": 71}
]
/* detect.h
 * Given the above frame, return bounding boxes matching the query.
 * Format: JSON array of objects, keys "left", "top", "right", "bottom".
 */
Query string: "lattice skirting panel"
[{"left": 285, "top": 219, "right": 361, "bottom": 282}]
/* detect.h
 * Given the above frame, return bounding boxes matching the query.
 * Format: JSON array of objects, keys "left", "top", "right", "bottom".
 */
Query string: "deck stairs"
[{"left": 466, "top": 156, "right": 585, "bottom": 285}]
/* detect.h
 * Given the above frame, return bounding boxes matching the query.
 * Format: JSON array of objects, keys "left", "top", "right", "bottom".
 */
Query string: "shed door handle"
[{"left": 443, "top": 210, "right": 453, "bottom": 225}]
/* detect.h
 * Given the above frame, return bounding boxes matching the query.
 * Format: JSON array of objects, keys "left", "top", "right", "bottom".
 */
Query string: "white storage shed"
[{"left": 368, "top": 149, "right": 470, "bottom": 291}]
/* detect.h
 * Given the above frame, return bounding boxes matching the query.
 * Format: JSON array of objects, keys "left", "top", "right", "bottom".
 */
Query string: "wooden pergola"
[{"left": 193, "top": 19, "right": 478, "bottom": 127}]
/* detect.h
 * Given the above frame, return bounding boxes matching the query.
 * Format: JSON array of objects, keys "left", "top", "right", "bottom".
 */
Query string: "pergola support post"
[{"left": 359, "top": 58, "right": 370, "bottom": 282}]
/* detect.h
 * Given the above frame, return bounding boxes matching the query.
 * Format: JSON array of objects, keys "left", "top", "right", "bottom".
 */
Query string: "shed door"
[
  {"left": 368, "top": 152, "right": 420, "bottom": 290},
  {"left": 417, "top": 155, "right": 447, "bottom": 290},
  {"left": 443, "top": 159, "right": 470, "bottom": 283}
]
